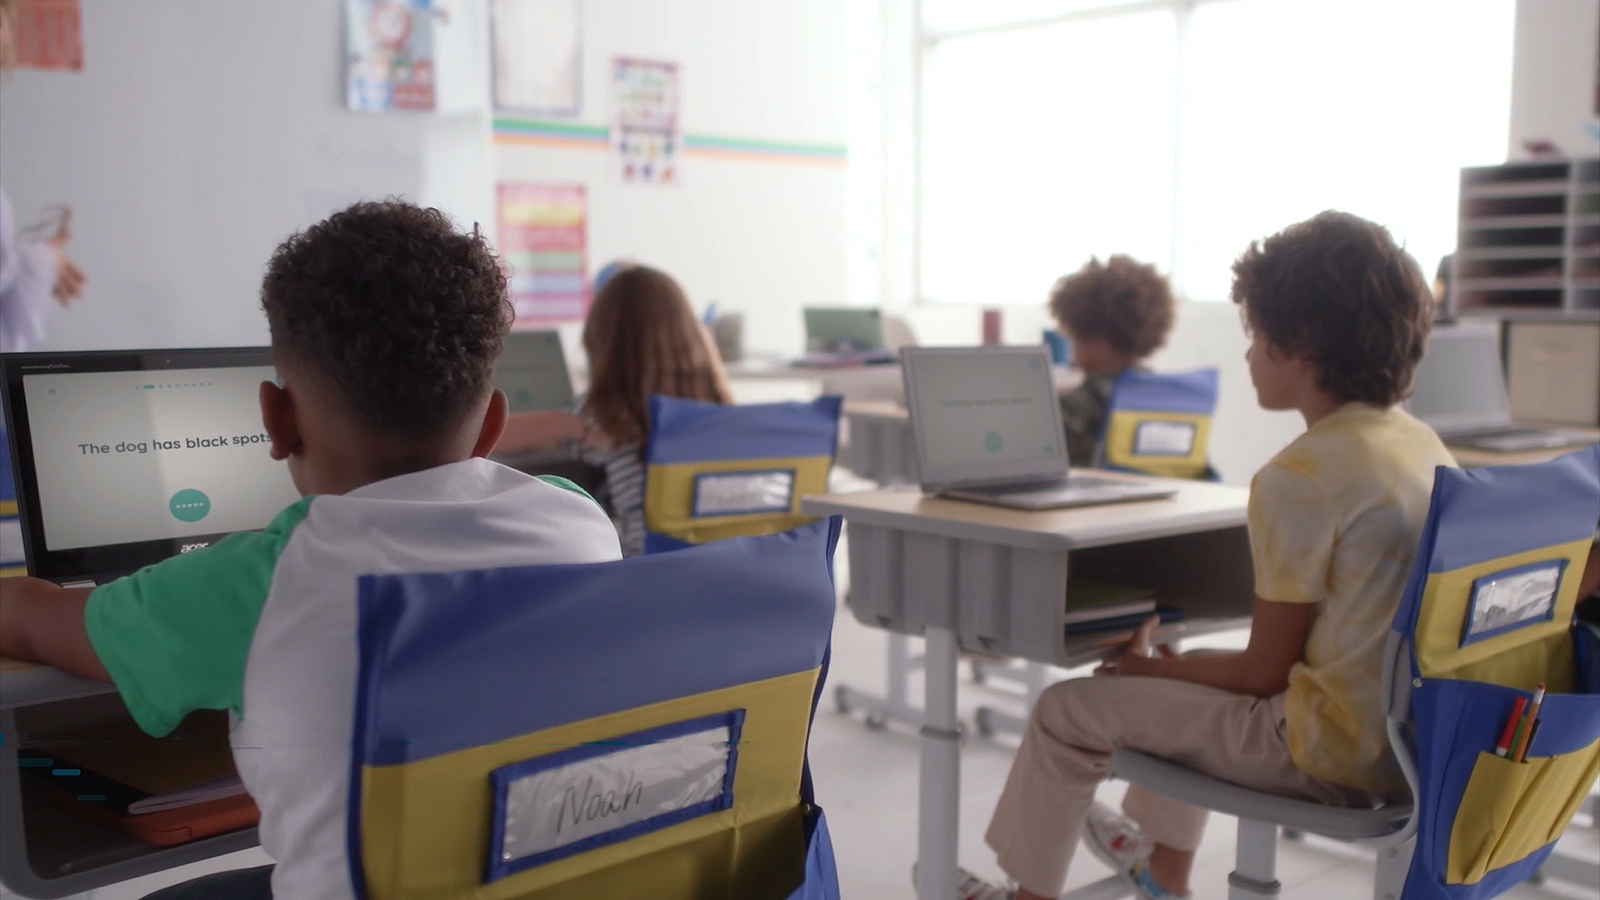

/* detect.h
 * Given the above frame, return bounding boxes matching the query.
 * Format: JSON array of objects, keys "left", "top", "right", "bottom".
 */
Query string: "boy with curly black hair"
[
  {"left": 949, "top": 211, "right": 1452, "bottom": 900},
  {"left": 0, "top": 201, "right": 621, "bottom": 899},
  {"left": 1048, "top": 255, "right": 1176, "bottom": 466}
]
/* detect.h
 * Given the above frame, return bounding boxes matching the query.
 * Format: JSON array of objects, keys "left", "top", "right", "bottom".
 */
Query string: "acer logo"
[{"left": 179, "top": 542, "right": 210, "bottom": 553}]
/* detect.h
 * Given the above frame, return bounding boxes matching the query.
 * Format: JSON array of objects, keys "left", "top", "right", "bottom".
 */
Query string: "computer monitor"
[
  {"left": 494, "top": 330, "right": 576, "bottom": 414},
  {"left": 803, "top": 308, "right": 885, "bottom": 354},
  {"left": 1, "top": 348, "right": 301, "bottom": 583},
  {"left": 1406, "top": 324, "right": 1513, "bottom": 433},
  {"left": 902, "top": 346, "right": 1067, "bottom": 489}
]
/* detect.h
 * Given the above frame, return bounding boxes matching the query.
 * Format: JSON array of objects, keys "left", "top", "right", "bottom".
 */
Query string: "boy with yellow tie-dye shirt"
[{"left": 947, "top": 211, "right": 1454, "bottom": 900}]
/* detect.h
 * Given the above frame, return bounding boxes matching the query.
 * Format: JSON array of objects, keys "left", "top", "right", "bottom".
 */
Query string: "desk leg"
[{"left": 917, "top": 625, "right": 961, "bottom": 900}]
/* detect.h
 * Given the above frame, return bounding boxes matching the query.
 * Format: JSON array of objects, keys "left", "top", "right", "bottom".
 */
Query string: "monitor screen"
[
  {"left": 804, "top": 308, "right": 884, "bottom": 354},
  {"left": 905, "top": 347, "right": 1064, "bottom": 483},
  {"left": 494, "top": 330, "right": 575, "bottom": 413},
  {"left": 2, "top": 349, "right": 301, "bottom": 579},
  {"left": 1407, "top": 327, "right": 1509, "bottom": 427}
]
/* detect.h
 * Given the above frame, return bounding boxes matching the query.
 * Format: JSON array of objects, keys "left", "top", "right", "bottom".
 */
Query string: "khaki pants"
[{"left": 984, "top": 677, "right": 1374, "bottom": 897}]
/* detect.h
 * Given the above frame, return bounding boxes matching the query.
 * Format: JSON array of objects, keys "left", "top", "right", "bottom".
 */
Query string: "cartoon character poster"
[
  {"left": 611, "top": 57, "right": 680, "bottom": 184},
  {"left": 345, "top": 0, "right": 435, "bottom": 112}
]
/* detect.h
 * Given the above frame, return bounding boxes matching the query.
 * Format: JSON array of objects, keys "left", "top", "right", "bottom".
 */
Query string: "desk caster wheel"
[
  {"left": 969, "top": 660, "right": 987, "bottom": 685},
  {"left": 834, "top": 686, "right": 850, "bottom": 715},
  {"left": 863, "top": 714, "right": 888, "bottom": 731},
  {"left": 974, "top": 707, "right": 995, "bottom": 738}
]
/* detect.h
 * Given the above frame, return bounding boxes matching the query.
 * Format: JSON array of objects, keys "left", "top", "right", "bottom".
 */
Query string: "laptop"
[
  {"left": 1406, "top": 323, "right": 1596, "bottom": 453},
  {"left": 902, "top": 346, "right": 1177, "bottom": 510},
  {"left": 493, "top": 329, "right": 576, "bottom": 413},
  {"left": 797, "top": 308, "right": 896, "bottom": 365},
  {"left": 1, "top": 348, "right": 301, "bottom": 587}
]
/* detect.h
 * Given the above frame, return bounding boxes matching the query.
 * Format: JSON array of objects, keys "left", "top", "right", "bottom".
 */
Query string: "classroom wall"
[
  {"left": 492, "top": 0, "right": 853, "bottom": 357},
  {"left": 0, "top": 0, "right": 494, "bottom": 352},
  {"left": 1508, "top": 0, "right": 1600, "bottom": 158}
]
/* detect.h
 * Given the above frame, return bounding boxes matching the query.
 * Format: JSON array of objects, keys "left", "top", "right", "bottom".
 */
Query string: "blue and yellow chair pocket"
[
  {"left": 1, "top": 432, "right": 24, "bottom": 578},
  {"left": 348, "top": 519, "right": 843, "bottom": 899},
  {"left": 643, "top": 395, "right": 841, "bottom": 553},
  {"left": 1099, "top": 368, "right": 1218, "bottom": 481},
  {"left": 1393, "top": 445, "right": 1600, "bottom": 898}
]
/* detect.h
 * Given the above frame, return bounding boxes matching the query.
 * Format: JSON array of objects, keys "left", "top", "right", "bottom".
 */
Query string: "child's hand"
[{"left": 1094, "top": 615, "right": 1176, "bottom": 677}]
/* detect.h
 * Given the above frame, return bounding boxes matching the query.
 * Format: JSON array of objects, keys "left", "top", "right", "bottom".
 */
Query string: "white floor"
[{"left": 8, "top": 578, "right": 1599, "bottom": 899}]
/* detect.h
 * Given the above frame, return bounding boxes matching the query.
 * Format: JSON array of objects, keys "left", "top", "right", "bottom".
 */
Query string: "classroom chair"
[
  {"left": 1098, "top": 367, "right": 1220, "bottom": 480},
  {"left": 642, "top": 394, "right": 842, "bottom": 554},
  {"left": 970, "top": 368, "right": 1223, "bottom": 739},
  {"left": 347, "top": 519, "right": 844, "bottom": 900},
  {"left": 1070, "top": 445, "right": 1600, "bottom": 900}
]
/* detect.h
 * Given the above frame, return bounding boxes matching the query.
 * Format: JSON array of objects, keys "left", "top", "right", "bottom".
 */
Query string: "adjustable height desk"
[
  {"left": 802, "top": 478, "right": 1254, "bottom": 900},
  {"left": 0, "top": 658, "right": 257, "bottom": 898}
]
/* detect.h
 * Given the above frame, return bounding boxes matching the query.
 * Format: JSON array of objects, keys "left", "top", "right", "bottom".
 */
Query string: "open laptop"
[
  {"left": 494, "top": 329, "right": 576, "bottom": 413},
  {"left": 902, "top": 346, "right": 1176, "bottom": 510},
  {"left": 797, "top": 308, "right": 896, "bottom": 365},
  {"left": 1406, "top": 323, "right": 1596, "bottom": 453},
  {"left": 1, "top": 348, "right": 301, "bottom": 587}
]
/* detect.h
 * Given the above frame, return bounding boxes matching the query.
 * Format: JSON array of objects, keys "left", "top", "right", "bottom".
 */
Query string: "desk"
[
  {"left": 841, "top": 402, "right": 918, "bottom": 485},
  {"left": 802, "top": 478, "right": 1253, "bottom": 900},
  {"left": 0, "top": 658, "right": 257, "bottom": 898},
  {"left": 1446, "top": 429, "right": 1600, "bottom": 468}
]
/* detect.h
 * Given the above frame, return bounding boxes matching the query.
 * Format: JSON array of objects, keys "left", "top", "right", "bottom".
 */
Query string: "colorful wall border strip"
[{"left": 493, "top": 117, "right": 847, "bottom": 168}]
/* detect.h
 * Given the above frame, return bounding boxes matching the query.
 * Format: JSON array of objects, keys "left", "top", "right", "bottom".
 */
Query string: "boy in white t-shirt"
[
  {"left": 0, "top": 201, "right": 622, "bottom": 899},
  {"left": 946, "top": 211, "right": 1454, "bottom": 900}
]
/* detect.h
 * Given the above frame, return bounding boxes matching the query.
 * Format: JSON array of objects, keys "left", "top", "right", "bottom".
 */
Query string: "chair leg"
[
  {"left": 1228, "top": 819, "right": 1281, "bottom": 900},
  {"left": 1372, "top": 839, "right": 1413, "bottom": 900}
]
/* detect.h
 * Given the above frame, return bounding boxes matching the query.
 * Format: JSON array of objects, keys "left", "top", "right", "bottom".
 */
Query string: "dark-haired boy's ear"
[
  {"left": 471, "top": 390, "right": 509, "bottom": 459},
  {"left": 260, "top": 381, "right": 302, "bottom": 462}
]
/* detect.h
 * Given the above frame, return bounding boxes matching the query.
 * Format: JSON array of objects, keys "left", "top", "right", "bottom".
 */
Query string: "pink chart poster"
[
  {"left": 611, "top": 57, "right": 680, "bottom": 184},
  {"left": 498, "top": 184, "right": 589, "bottom": 325}
]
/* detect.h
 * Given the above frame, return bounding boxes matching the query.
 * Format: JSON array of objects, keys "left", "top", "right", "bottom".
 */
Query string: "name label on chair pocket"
[
  {"left": 692, "top": 469, "right": 796, "bottom": 517},
  {"left": 1132, "top": 420, "right": 1195, "bottom": 457},
  {"left": 1462, "top": 560, "right": 1564, "bottom": 646},
  {"left": 487, "top": 711, "right": 744, "bottom": 879}
]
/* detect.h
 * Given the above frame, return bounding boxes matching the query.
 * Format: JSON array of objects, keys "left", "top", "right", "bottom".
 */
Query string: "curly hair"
[
  {"left": 1049, "top": 255, "right": 1175, "bottom": 358},
  {"left": 261, "top": 201, "right": 511, "bottom": 438},
  {"left": 1231, "top": 211, "right": 1433, "bottom": 407}
]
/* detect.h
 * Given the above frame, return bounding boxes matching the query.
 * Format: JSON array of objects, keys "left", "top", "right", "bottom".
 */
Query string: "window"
[{"left": 916, "top": 0, "right": 1516, "bottom": 303}]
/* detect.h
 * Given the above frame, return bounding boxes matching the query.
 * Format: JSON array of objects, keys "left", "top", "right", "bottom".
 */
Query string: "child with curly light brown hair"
[{"left": 1048, "top": 255, "right": 1175, "bottom": 466}]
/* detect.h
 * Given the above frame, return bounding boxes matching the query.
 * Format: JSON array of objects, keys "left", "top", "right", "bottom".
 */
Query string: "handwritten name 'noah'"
[{"left": 556, "top": 774, "right": 646, "bottom": 835}]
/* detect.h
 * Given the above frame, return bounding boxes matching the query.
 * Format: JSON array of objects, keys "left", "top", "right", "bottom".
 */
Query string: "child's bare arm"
[
  {"left": 493, "top": 412, "right": 589, "bottom": 454},
  {"left": 1109, "top": 598, "right": 1315, "bottom": 697},
  {"left": 0, "top": 577, "right": 110, "bottom": 682}
]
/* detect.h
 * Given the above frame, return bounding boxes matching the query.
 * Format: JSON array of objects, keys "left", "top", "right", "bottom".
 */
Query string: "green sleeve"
[
  {"left": 83, "top": 497, "right": 314, "bottom": 737},
  {"left": 537, "top": 474, "right": 599, "bottom": 506},
  {"left": 1058, "top": 375, "right": 1115, "bottom": 468}
]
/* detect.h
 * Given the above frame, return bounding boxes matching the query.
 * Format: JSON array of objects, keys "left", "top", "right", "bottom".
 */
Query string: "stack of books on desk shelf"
[{"left": 1063, "top": 581, "right": 1185, "bottom": 637}]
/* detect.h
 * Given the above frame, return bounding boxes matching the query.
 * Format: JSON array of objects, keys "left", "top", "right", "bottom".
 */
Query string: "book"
[
  {"left": 128, "top": 774, "right": 248, "bottom": 815},
  {"left": 1063, "top": 581, "right": 1157, "bottom": 626},
  {"left": 1063, "top": 605, "right": 1185, "bottom": 638}
]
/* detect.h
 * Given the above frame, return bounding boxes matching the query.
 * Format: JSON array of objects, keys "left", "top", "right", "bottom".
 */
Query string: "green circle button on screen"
[
  {"left": 984, "top": 431, "right": 1003, "bottom": 453},
  {"left": 515, "top": 389, "right": 533, "bottom": 405},
  {"left": 169, "top": 489, "right": 211, "bottom": 523}
]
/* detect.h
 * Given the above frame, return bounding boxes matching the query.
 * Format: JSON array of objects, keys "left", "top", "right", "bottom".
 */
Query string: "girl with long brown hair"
[{"left": 497, "top": 263, "right": 732, "bottom": 555}]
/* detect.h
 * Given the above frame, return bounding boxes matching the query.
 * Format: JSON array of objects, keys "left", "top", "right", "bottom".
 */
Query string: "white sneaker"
[
  {"left": 1082, "top": 802, "right": 1189, "bottom": 900},
  {"left": 909, "top": 864, "right": 1015, "bottom": 900}
]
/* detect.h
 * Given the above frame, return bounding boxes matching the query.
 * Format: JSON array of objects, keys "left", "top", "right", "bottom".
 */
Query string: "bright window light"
[
  {"left": 921, "top": 10, "right": 1176, "bottom": 305},
  {"left": 917, "top": 0, "right": 1516, "bottom": 304}
]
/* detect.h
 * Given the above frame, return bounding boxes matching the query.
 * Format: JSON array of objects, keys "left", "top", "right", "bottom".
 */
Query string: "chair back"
[
  {"left": 1098, "top": 368, "right": 1218, "bottom": 480},
  {"left": 642, "top": 395, "right": 841, "bottom": 554},
  {"left": 1386, "top": 445, "right": 1600, "bottom": 898},
  {"left": 347, "top": 519, "right": 843, "bottom": 900}
]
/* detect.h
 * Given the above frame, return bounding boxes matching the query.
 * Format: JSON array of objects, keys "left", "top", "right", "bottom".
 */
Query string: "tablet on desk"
[{"left": 0, "top": 348, "right": 301, "bottom": 588}]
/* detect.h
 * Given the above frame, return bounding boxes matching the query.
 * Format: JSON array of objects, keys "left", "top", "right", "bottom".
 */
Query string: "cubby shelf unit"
[{"left": 1451, "top": 159, "right": 1600, "bottom": 320}]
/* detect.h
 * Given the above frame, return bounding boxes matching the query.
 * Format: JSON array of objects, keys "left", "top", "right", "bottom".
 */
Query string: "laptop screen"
[
  {"left": 494, "top": 330, "right": 575, "bottom": 413},
  {"left": 1407, "top": 325, "right": 1511, "bottom": 432},
  {"left": 903, "top": 346, "right": 1066, "bottom": 488},
  {"left": 2, "top": 348, "right": 301, "bottom": 581},
  {"left": 804, "top": 308, "right": 884, "bottom": 354}
]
